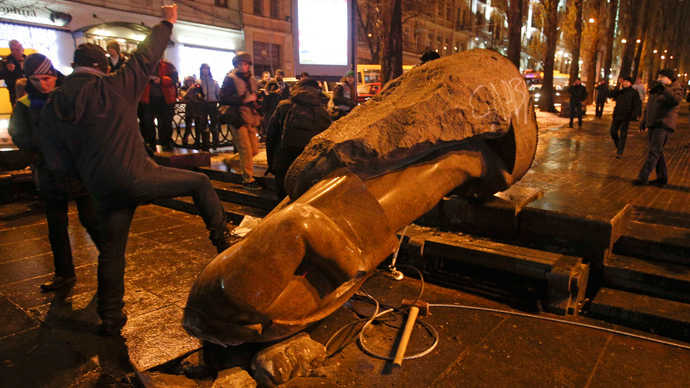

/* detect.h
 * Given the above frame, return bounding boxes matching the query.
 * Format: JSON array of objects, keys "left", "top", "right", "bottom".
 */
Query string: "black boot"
[
  {"left": 40, "top": 275, "right": 76, "bottom": 292},
  {"left": 210, "top": 229, "right": 232, "bottom": 253}
]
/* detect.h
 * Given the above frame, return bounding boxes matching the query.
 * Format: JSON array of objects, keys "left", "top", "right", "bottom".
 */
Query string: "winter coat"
[
  {"left": 199, "top": 76, "right": 220, "bottom": 103},
  {"left": 141, "top": 60, "right": 178, "bottom": 104},
  {"left": 266, "top": 82, "right": 331, "bottom": 176},
  {"left": 642, "top": 80, "right": 683, "bottom": 132},
  {"left": 610, "top": 86, "right": 641, "bottom": 121},
  {"left": 0, "top": 53, "right": 26, "bottom": 103},
  {"left": 39, "top": 21, "right": 173, "bottom": 204},
  {"left": 595, "top": 83, "right": 609, "bottom": 103},
  {"left": 331, "top": 81, "right": 356, "bottom": 111},
  {"left": 219, "top": 70, "right": 261, "bottom": 128},
  {"left": 9, "top": 80, "right": 87, "bottom": 199},
  {"left": 568, "top": 84, "right": 587, "bottom": 104}
]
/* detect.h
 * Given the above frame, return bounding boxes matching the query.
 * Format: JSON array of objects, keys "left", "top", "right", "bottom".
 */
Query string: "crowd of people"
[
  {"left": 567, "top": 70, "right": 685, "bottom": 187},
  {"left": 2, "top": 1, "right": 686, "bottom": 339},
  {"left": 0, "top": 3, "right": 361, "bottom": 337}
]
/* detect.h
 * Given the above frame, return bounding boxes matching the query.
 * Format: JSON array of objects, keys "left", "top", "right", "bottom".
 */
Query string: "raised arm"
[{"left": 104, "top": 4, "right": 177, "bottom": 102}]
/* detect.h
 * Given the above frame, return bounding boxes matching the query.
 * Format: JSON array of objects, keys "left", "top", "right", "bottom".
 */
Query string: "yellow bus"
[{"left": 356, "top": 64, "right": 414, "bottom": 102}]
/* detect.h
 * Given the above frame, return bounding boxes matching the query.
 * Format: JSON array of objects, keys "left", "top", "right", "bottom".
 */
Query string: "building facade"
[{"left": 0, "top": 0, "right": 299, "bottom": 81}]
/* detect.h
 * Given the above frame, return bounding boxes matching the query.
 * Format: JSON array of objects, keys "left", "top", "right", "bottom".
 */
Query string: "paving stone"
[
  {"left": 0, "top": 295, "right": 37, "bottom": 338},
  {"left": 429, "top": 315, "right": 611, "bottom": 388},
  {"left": 251, "top": 333, "right": 327, "bottom": 387},
  {"left": 0, "top": 221, "right": 48, "bottom": 244},
  {"left": 0, "top": 237, "right": 52, "bottom": 264},
  {"left": 212, "top": 367, "right": 257, "bottom": 388},
  {"left": 587, "top": 335, "right": 690, "bottom": 388},
  {"left": 124, "top": 305, "right": 201, "bottom": 371},
  {"left": 0, "top": 263, "right": 98, "bottom": 310}
]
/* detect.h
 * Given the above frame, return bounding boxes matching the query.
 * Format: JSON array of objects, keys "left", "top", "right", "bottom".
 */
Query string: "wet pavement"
[{"left": 0, "top": 102, "right": 689, "bottom": 387}]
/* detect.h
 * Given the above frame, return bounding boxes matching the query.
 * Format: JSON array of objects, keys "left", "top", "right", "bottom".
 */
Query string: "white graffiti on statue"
[{"left": 469, "top": 76, "right": 531, "bottom": 125}]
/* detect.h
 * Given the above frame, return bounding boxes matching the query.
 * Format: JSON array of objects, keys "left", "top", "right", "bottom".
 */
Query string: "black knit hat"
[
  {"left": 657, "top": 69, "right": 677, "bottom": 82},
  {"left": 74, "top": 43, "right": 109, "bottom": 72},
  {"left": 622, "top": 76, "right": 634, "bottom": 83},
  {"left": 24, "top": 53, "right": 57, "bottom": 77}
]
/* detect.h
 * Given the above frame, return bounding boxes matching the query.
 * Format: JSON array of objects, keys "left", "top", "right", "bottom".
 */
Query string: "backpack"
[{"left": 280, "top": 101, "right": 332, "bottom": 150}]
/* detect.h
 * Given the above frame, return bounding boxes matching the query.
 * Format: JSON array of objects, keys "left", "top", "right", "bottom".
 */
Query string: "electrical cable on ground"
[{"left": 325, "top": 265, "right": 690, "bottom": 363}]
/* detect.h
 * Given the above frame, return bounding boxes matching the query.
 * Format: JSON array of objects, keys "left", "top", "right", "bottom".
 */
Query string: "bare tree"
[
  {"left": 380, "top": 0, "right": 403, "bottom": 85},
  {"left": 507, "top": 0, "right": 526, "bottom": 68},
  {"left": 568, "top": 0, "right": 584, "bottom": 83},
  {"left": 601, "top": 0, "right": 618, "bottom": 84},
  {"left": 356, "top": 0, "right": 383, "bottom": 64},
  {"left": 583, "top": 0, "right": 604, "bottom": 104},
  {"left": 619, "top": 0, "right": 644, "bottom": 77},
  {"left": 539, "top": 0, "right": 561, "bottom": 112}
]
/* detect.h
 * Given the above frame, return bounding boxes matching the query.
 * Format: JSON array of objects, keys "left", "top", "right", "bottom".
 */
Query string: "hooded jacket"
[
  {"left": 266, "top": 81, "right": 331, "bottom": 174},
  {"left": 610, "top": 86, "right": 641, "bottom": 121},
  {"left": 39, "top": 21, "right": 173, "bottom": 202},
  {"left": 642, "top": 80, "right": 683, "bottom": 132}
]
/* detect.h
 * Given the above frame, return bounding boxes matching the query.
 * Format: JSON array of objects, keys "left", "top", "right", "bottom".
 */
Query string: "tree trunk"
[
  {"left": 584, "top": 0, "right": 604, "bottom": 105},
  {"left": 507, "top": 0, "right": 524, "bottom": 68},
  {"left": 569, "top": 0, "right": 584, "bottom": 83},
  {"left": 380, "top": 0, "right": 403, "bottom": 86},
  {"left": 540, "top": 0, "right": 559, "bottom": 112},
  {"left": 632, "top": 0, "right": 653, "bottom": 79},
  {"left": 603, "top": 0, "right": 618, "bottom": 84},
  {"left": 619, "top": 0, "right": 643, "bottom": 77}
]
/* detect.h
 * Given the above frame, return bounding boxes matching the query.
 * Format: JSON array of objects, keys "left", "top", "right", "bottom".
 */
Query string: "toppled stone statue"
[{"left": 183, "top": 49, "right": 538, "bottom": 346}]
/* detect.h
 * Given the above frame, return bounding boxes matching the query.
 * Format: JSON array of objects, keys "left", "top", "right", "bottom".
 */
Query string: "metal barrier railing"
[{"left": 171, "top": 103, "right": 236, "bottom": 149}]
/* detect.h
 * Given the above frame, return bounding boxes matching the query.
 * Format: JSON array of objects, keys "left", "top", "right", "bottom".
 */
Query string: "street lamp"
[
  {"left": 661, "top": 55, "right": 665, "bottom": 60},
  {"left": 621, "top": 38, "right": 627, "bottom": 44},
  {"left": 636, "top": 39, "right": 641, "bottom": 43},
  {"left": 588, "top": 18, "right": 595, "bottom": 23},
  {"left": 653, "top": 49, "right": 658, "bottom": 54}
]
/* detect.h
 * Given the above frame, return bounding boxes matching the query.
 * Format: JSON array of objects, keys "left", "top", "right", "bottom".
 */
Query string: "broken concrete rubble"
[{"left": 251, "top": 333, "right": 327, "bottom": 387}]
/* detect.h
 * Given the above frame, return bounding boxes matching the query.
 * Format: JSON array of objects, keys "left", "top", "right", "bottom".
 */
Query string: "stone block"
[
  {"left": 212, "top": 367, "right": 257, "bottom": 388},
  {"left": 137, "top": 371, "right": 199, "bottom": 388},
  {"left": 251, "top": 333, "right": 327, "bottom": 387},
  {"left": 154, "top": 149, "right": 210, "bottom": 168}
]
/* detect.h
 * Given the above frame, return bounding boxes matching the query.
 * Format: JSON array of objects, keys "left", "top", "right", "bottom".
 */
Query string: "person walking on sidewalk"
[
  {"left": 39, "top": 5, "right": 232, "bottom": 336},
  {"left": 219, "top": 52, "right": 263, "bottom": 190},
  {"left": 9, "top": 53, "right": 102, "bottom": 293},
  {"left": 567, "top": 78, "right": 587, "bottom": 128},
  {"left": 595, "top": 80, "right": 609, "bottom": 118},
  {"left": 633, "top": 69, "right": 683, "bottom": 187},
  {"left": 609, "top": 76, "right": 641, "bottom": 158}
]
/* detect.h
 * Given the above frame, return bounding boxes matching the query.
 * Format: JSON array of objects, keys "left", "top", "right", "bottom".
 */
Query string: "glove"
[{"left": 649, "top": 82, "right": 664, "bottom": 95}]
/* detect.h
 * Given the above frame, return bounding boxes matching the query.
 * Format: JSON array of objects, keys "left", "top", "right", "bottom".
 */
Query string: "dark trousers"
[
  {"left": 609, "top": 119, "right": 630, "bottom": 155},
  {"left": 46, "top": 195, "right": 101, "bottom": 278},
  {"left": 595, "top": 100, "right": 606, "bottom": 118},
  {"left": 637, "top": 127, "right": 670, "bottom": 183},
  {"left": 142, "top": 96, "right": 174, "bottom": 148},
  {"left": 96, "top": 162, "right": 226, "bottom": 321},
  {"left": 569, "top": 102, "right": 583, "bottom": 127},
  {"left": 197, "top": 102, "right": 220, "bottom": 149}
]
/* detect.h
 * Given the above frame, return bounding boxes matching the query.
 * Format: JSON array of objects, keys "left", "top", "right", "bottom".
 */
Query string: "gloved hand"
[{"left": 649, "top": 81, "right": 665, "bottom": 95}]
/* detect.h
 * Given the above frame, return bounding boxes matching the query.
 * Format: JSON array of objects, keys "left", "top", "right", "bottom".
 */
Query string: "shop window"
[
  {"left": 253, "top": 41, "right": 280, "bottom": 75},
  {"left": 270, "top": 0, "right": 280, "bottom": 19},
  {"left": 254, "top": 0, "right": 264, "bottom": 16},
  {"left": 215, "top": 0, "right": 228, "bottom": 8}
]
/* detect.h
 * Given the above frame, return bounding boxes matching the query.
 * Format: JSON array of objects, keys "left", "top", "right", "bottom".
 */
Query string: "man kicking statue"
[{"left": 40, "top": 4, "right": 231, "bottom": 336}]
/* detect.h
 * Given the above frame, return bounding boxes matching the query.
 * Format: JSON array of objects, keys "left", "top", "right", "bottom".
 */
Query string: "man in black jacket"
[
  {"left": 568, "top": 78, "right": 587, "bottom": 128},
  {"left": 633, "top": 69, "right": 683, "bottom": 187},
  {"left": 0, "top": 40, "right": 26, "bottom": 106},
  {"left": 39, "top": 5, "right": 231, "bottom": 336},
  {"left": 266, "top": 78, "right": 332, "bottom": 197},
  {"left": 609, "top": 76, "right": 641, "bottom": 158},
  {"left": 595, "top": 80, "right": 609, "bottom": 118}
]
